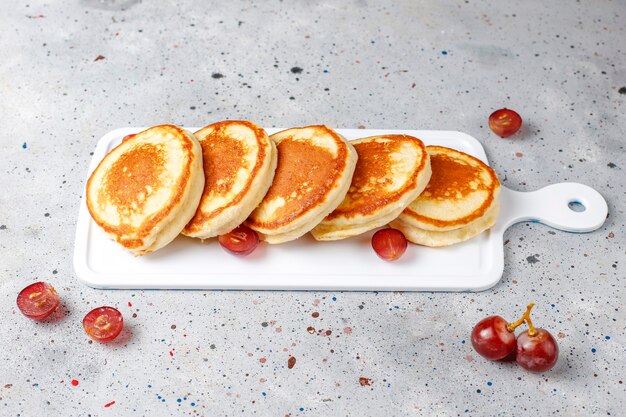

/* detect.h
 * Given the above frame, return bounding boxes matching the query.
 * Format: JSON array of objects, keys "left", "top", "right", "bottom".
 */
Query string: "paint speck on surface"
[
  {"left": 605, "top": 335, "right": 611, "bottom": 340},
  {"left": 515, "top": 152, "right": 524, "bottom": 158},
  {"left": 288, "top": 356, "right": 296, "bottom": 369},
  {"left": 127, "top": 302, "right": 132, "bottom": 307},
  {"left": 261, "top": 321, "right": 269, "bottom": 327},
  {"left": 22, "top": 142, "right": 27, "bottom": 149},
  {"left": 312, "top": 312, "right": 319, "bottom": 318},
  {"left": 177, "top": 398, "right": 182, "bottom": 403},
  {"left": 441, "top": 50, "right": 448, "bottom": 55},
  {"left": 343, "top": 327, "right": 352, "bottom": 334},
  {"left": 618, "top": 86, "right": 626, "bottom": 94},
  {"left": 290, "top": 66, "right": 303, "bottom": 74},
  {"left": 487, "top": 381, "right": 493, "bottom": 386},
  {"left": 275, "top": 327, "right": 282, "bottom": 333},
  {"left": 104, "top": 401, "right": 115, "bottom": 408},
  {"left": 191, "top": 402, "right": 196, "bottom": 406},
  {"left": 359, "top": 377, "right": 372, "bottom": 386},
  {"left": 169, "top": 350, "right": 174, "bottom": 356},
  {"left": 211, "top": 73, "right": 224, "bottom": 79},
  {"left": 299, "top": 407, "right": 304, "bottom": 412},
  {"left": 171, "top": 324, "right": 176, "bottom": 329},
  {"left": 325, "top": 330, "right": 332, "bottom": 336},
  {"left": 261, "top": 391, "right": 267, "bottom": 396},
  {"left": 591, "top": 347, "right": 597, "bottom": 353},
  {"left": 607, "top": 162, "right": 617, "bottom": 168},
  {"left": 259, "top": 357, "right": 267, "bottom": 364},
  {"left": 332, "top": 296, "right": 337, "bottom": 301},
  {"left": 307, "top": 326, "right": 315, "bottom": 334},
  {"left": 71, "top": 379, "right": 79, "bottom": 386},
  {"left": 558, "top": 332, "right": 566, "bottom": 339},
  {"left": 94, "top": 55, "right": 105, "bottom": 61},
  {"left": 526, "top": 254, "right": 539, "bottom": 264}
]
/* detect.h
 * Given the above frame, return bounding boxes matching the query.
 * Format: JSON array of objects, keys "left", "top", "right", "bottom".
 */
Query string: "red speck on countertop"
[
  {"left": 288, "top": 356, "right": 296, "bottom": 369},
  {"left": 71, "top": 379, "right": 79, "bottom": 386},
  {"left": 359, "top": 377, "right": 373, "bottom": 386},
  {"left": 104, "top": 401, "right": 115, "bottom": 408}
]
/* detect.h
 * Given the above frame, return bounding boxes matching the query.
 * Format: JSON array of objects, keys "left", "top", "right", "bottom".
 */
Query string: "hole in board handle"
[{"left": 568, "top": 200, "right": 586, "bottom": 213}]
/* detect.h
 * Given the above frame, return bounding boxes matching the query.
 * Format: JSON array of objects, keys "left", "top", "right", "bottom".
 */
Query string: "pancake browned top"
[
  {"left": 247, "top": 126, "right": 351, "bottom": 232},
  {"left": 183, "top": 121, "right": 269, "bottom": 234},
  {"left": 326, "top": 135, "right": 428, "bottom": 220},
  {"left": 86, "top": 124, "right": 197, "bottom": 250},
  {"left": 401, "top": 145, "right": 499, "bottom": 230}
]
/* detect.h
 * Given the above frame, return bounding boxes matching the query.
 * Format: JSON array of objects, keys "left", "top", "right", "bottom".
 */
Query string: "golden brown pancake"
[
  {"left": 311, "top": 134, "right": 431, "bottom": 240},
  {"left": 246, "top": 125, "right": 358, "bottom": 243},
  {"left": 182, "top": 120, "right": 276, "bottom": 239},
  {"left": 390, "top": 145, "right": 500, "bottom": 246},
  {"left": 86, "top": 124, "right": 204, "bottom": 255}
]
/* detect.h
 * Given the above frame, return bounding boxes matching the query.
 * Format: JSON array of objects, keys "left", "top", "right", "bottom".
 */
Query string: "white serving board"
[{"left": 74, "top": 128, "right": 608, "bottom": 292}]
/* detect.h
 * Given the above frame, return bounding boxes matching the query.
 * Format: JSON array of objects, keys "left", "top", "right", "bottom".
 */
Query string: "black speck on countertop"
[{"left": 526, "top": 254, "right": 540, "bottom": 264}]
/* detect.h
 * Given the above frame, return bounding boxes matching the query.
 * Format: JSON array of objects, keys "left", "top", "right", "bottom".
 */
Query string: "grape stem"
[{"left": 506, "top": 303, "right": 538, "bottom": 336}]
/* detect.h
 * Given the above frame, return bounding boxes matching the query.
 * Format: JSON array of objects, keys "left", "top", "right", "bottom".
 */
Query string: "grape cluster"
[{"left": 471, "top": 303, "right": 559, "bottom": 373}]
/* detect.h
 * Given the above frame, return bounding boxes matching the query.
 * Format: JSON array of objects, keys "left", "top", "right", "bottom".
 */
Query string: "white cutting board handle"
[{"left": 497, "top": 183, "right": 608, "bottom": 233}]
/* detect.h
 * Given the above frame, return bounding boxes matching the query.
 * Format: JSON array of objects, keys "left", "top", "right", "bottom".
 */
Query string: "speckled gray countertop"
[{"left": 1, "top": 1, "right": 624, "bottom": 416}]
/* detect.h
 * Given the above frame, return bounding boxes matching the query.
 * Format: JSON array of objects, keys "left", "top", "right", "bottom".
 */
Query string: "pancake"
[
  {"left": 182, "top": 120, "right": 276, "bottom": 239},
  {"left": 246, "top": 125, "right": 358, "bottom": 243},
  {"left": 86, "top": 124, "right": 204, "bottom": 255},
  {"left": 390, "top": 145, "right": 500, "bottom": 246},
  {"left": 391, "top": 200, "right": 500, "bottom": 247},
  {"left": 311, "top": 134, "right": 431, "bottom": 240}
]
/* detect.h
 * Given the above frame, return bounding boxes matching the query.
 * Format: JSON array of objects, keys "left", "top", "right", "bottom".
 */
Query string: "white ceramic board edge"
[{"left": 74, "top": 128, "right": 608, "bottom": 292}]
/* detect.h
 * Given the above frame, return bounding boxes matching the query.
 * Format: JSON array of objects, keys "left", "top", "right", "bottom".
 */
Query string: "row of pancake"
[{"left": 86, "top": 121, "right": 500, "bottom": 255}]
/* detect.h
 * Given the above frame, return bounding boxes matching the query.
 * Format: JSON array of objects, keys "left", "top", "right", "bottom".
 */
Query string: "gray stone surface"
[{"left": 1, "top": 0, "right": 624, "bottom": 416}]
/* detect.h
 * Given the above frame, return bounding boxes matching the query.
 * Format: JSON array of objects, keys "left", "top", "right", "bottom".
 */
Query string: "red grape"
[
  {"left": 489, "top": 108, "right": 522, "bottom": 138},
  {"left": 219, "top": 225, "right": 259, "bottom": 256},
  {"left": 371, "top": 228, "right": 407, "bottom": 261},
  {"left": 471, "top": 315, "right": 516, "bottom": 360},
  {"left": 515, "top": 328, "right": 559, "bottom": 372},
  {"left": 16, "top": 282, "right": 60, "bottom": 320},
  {"left": 83, "top": 306, "right": 124, "bottom": 342}
]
